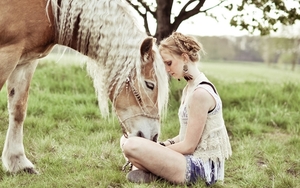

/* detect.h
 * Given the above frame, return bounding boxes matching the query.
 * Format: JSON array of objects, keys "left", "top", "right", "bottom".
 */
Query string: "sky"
[
  {"left": 143, "top": 0, "right": 300, "bottom": 37},
  {"left": 143, "top": 0, "right": 254, "bottom": 36},
  {"left": 177, "top": 0, "right": 300, "bottom": 37},
  {"left": 176, "top": 0, "right": 250, "bottom": 36},
  {"left": 177, "top": 11, "right": 250, "bottom": 36}
]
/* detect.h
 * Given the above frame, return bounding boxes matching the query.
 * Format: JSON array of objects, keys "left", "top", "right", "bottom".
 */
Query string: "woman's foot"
[{"left": 126, "top": 170, "right": 159, "bottom": 183}]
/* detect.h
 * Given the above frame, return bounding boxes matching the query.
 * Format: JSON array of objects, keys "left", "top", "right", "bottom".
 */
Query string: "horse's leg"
[
  {"left": 2, "top": 60, "right": 39, "bottom": 174},
  {"left": 0, "top": 48, "right": 22, "bottom": 90}
]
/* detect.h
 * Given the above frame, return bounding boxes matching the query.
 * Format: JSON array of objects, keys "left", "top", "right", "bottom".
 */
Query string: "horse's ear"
[{"left": 140, "top": 37, "right": 155, "bottom": 62}]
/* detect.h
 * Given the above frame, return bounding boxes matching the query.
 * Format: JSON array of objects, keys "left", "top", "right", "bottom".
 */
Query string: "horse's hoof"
[{"left": 23, "top": 167, "right": 39, "bottom": 174}]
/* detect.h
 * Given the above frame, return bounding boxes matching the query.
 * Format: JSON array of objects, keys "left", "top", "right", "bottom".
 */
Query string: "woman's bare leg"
[
  {"left": 120, "top": 135, "right": 138, "bottom": 171},
  {"left": 122, "top": 137, "right": 186, "bottom": 184}
]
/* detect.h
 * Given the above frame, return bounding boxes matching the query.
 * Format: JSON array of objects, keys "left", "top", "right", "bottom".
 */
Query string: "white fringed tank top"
[{"left": 178, "top": 73, "right": 232, "bottom": 180}]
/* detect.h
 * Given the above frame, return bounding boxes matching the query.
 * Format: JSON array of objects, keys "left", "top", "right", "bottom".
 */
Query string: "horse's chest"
[{"left": 19, "top": 44, "right": 55, "bottom": 64}]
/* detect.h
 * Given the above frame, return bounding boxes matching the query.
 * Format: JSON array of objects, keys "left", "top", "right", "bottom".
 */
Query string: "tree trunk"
[
  {"left": 155, "top": 0, "right": 175, "bottom": 43},
  {"left": 291, "top": 56, "right": 296, "bottom": 71},
  {"left": 291, "top": 38, "right": 300, "bottom": 71}
]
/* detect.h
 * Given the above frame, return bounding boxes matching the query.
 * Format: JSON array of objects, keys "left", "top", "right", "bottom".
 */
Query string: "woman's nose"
[{"left": 165, "top": 66, "right": 170, "bottom": 72}]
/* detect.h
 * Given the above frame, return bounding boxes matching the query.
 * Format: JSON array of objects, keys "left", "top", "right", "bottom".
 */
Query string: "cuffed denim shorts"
[{"left": 185, "top": 155, "right": 217, "bottom": 186}]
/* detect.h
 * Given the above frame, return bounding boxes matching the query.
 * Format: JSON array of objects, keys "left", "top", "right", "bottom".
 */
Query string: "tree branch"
[
  {"left": 125, "top": 0, "right": 145, "bottom": 18},
  {"left": 173, "top": 0, "right": 227, "bottom": 28},
  {"left": 201, "top": 0, "right": 227, "bottom": 12},
  {"left": 173, "top": 0, "right": 206, "bottom": 29},
  {"left": 136, "top": 0, "right": 156, "bottom": 18}
]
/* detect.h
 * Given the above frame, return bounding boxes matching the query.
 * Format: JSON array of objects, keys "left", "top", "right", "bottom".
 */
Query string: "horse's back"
[{"left": 0, "top": 0, "right": 55, "bottom": 61}]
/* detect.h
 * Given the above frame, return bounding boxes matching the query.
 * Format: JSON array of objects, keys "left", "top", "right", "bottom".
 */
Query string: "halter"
[{"left": 114, "top": 76, "right": 160, "bottom": 138}]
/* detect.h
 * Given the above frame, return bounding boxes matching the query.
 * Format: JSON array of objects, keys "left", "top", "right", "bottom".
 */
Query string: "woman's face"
[{"left": 160, "top": 50, "right": 184, "bottom": 79}]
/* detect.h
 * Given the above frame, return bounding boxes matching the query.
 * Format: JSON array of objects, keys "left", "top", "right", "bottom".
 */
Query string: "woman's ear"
[{"left": 182, "top": 53, "right": 189, "bottom": 62}]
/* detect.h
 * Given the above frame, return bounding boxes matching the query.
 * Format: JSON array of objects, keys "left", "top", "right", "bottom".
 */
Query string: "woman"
[{"left": 120, "top": 32, "right": 232, "bottom": 186}]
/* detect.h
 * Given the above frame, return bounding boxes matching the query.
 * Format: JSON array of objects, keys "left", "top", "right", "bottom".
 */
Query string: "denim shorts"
[{"left": 185, "top": 155, "right": 217, "bottom": 186}]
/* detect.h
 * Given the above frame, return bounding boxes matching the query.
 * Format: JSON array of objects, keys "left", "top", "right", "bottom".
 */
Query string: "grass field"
[{"left": 0, "top": 55, "right": 299, "bottom": 188}]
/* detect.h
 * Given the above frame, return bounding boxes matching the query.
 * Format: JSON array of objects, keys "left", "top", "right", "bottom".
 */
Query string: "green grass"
[{"left": 0, "top": 57, "right": 299, "bottom": 188}]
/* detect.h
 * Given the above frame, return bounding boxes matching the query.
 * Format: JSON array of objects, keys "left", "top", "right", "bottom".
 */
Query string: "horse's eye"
[{"left": 145, "top": 81, "right": 155, "bottom": 90}]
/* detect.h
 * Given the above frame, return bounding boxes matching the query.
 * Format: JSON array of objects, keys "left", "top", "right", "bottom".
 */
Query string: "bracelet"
[
  {"left": 167, "top": 139, "right": 175, "bottom": 145},
  {"left": 159, "top": 142, "right": 166, "bottom": 146}
]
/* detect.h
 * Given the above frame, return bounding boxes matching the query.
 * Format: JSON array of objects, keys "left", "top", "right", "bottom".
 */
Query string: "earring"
[{"left": 183, "top": 64, "right": 193, "bottom": 81}]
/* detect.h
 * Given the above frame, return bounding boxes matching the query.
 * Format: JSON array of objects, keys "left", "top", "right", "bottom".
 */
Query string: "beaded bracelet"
[{"left": 167, "top": 139, "right": 175, "bottom": 145}]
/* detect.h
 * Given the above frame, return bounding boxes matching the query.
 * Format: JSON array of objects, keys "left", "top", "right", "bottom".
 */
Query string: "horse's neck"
[
  {"left": 52, "top": 0, "right": 145, "bottom": 61},
  {"left": 52, "top": 0, "right": 147, "bottom": 109}
]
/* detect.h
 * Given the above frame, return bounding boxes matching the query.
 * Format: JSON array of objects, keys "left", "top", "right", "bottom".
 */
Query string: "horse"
[{"left": 0, "top": 0, "right": 169, "bottom": 174}]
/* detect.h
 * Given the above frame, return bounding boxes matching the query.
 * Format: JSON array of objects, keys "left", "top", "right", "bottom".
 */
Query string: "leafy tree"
[
  {"left": 196, "top": 36, "right": 237, "bottom": 61},
  {"left": 126, "top": 0, "right": 300, "bottom": 42},
  {"left": 277, "top": 24, "right": 300, "bottom": 71}
]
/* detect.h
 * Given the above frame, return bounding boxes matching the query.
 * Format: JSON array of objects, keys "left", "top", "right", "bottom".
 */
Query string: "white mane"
[{"left": 50, "top": 0, "right": 169, "bottom": 118}]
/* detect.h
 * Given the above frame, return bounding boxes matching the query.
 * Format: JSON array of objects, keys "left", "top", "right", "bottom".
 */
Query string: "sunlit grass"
[
  {"left": 201, "top": 61, "right": 300, "bottom": 84},
  {"left": 0, "top": 57, "right": 299, "bottom": 187}
]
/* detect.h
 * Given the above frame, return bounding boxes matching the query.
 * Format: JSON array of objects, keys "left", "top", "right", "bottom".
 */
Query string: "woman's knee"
[{"left": 122, "top": 137, "right": 142, "bottom": 157}]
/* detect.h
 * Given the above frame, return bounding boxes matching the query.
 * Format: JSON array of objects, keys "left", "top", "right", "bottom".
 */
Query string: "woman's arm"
[
  {"left": 160, "top": 135, "right": 180, "bottom": 146},
  {"left": 168, "top": 87, "right": 216, "bottom": 154}
]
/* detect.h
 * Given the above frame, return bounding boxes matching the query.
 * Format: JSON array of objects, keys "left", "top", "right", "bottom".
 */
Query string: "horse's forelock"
[{"left": 152, "top": 46, "right": 169, "bottom": 118}]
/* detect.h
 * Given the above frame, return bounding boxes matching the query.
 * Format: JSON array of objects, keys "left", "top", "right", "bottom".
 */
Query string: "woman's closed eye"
[{"left": 165, "top": 61, "right": 172, "bottom": 66}]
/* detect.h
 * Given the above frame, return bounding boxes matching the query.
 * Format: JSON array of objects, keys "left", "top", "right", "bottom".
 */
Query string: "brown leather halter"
[{"left": 114, "top": 76, "right": 160, "bottom": 138}]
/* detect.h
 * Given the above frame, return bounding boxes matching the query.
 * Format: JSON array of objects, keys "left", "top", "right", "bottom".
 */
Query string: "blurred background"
[{"left": 49, "top": 0, "right": 300, "bottom": 71}]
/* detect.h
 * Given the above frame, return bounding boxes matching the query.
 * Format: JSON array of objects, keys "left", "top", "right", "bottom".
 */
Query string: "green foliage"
[
  {"left": 0, "top": 59, "right": 299, "bottom": 187},
  {"left": 227, "top": 0, "right": 300, "bottom": 35},
  {"left": 196, "top": 35, "right": 299, "bottom": 68},
  {"left": 278, "top": 52, "right": 295, "bottom": 65}
]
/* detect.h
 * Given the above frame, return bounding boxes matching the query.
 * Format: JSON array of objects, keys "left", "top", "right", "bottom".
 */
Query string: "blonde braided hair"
[{"left": 159, "top": 32, "right": 204, "bottom": 62}]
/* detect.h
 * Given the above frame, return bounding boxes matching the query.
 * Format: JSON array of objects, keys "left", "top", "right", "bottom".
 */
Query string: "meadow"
[{"left": 0, "top": 54, "right": 299, "bottom": 188}]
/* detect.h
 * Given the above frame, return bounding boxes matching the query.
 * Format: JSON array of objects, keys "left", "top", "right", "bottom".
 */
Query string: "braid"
[
  {"left": 171, "top": 33, "right": 187, "bottom": 53},
  {"left": 171, "top": 32, "right": 203, "bottom": 62}
]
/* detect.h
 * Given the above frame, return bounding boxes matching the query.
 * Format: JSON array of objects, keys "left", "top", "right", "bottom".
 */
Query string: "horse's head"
[{"left": 112, "top": 37, "right": 169, "bottom": 142}]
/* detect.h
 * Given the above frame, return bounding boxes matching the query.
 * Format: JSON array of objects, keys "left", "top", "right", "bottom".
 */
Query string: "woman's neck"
[{"left": 185, "top": 63, "right": 202, "bottom": 85}]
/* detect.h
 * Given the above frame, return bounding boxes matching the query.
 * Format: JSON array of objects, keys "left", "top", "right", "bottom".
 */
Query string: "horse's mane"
[{"left": 49, "top": 0, "right": 169, "bottom": 118}]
